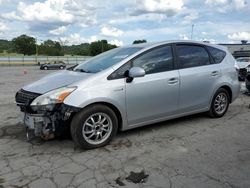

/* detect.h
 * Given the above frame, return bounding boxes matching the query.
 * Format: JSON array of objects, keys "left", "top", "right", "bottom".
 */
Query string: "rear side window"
[
  {"left": 207, "top": 46, "right": 226, "bottom": 64},
  {"left": 176, "top": 45, "right": 210, "bottom": 69}
]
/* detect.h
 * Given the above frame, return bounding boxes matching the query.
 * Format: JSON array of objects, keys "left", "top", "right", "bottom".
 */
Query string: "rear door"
[{"left": 175, "top": 44, "right": 221, "bottom": 113}]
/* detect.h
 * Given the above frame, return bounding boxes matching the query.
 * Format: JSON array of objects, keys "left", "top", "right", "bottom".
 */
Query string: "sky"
[{"left": 0, "top": 0, "right": 249, "bottom": 46}]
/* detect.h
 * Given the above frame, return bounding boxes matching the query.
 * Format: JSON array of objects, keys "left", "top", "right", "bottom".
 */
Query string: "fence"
[{"left": 0, "top": 56, "right": 92, "bottom": 66}]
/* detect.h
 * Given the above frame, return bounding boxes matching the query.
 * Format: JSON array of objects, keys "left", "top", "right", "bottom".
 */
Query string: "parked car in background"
[
  {"left": 246, "top": 65, "right": 250, "bottom": 93},
  {"left": 40, "top": 61, "right": 66, "bottom": 70},
  {"left": 235, "top": 57, "right": 250, "bottom": 80},
  {"left": 16, "top": 41, "right": 240, "bottom": 149}
]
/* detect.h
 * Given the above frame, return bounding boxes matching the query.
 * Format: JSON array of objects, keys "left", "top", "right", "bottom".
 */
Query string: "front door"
[{"left": 125, "top": 45, "right": 180, "bottom": 126}]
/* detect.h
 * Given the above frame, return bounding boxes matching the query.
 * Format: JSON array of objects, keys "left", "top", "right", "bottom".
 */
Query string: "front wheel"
[
  {"left": 70, "top": 105, "right": 118, "bottom": 149},
  {"left": 208, "top": 88, "right": 230, "bottom": 118}
]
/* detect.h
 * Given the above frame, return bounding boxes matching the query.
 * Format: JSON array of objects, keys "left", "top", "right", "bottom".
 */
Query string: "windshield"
[{"left": 74, "top": 47, "right": 143, "bottom": 73}]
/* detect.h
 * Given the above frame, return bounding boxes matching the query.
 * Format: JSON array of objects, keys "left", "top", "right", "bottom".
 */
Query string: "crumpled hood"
[
  {"left": 22, "top": 70, "right": 92, "bottom": 94},
  {"left": 237, "top": 61, "right": 250, "bottom": 69}
]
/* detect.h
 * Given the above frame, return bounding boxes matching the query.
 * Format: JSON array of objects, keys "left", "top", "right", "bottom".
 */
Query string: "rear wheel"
[
  {"left": 70, "top": 104, "right": 118, "bottom": 149},
  {"left": 208, "top": 88, "right": 230, "bottom": 118},
  {"left": 60, "top": 66, "right": 64, "bottom": 69}
]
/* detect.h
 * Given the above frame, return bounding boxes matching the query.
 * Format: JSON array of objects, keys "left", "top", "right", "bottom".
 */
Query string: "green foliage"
[
  {"left": 63, "top": 43, "right": 90, "bottom": 56},
  {"left": 133, "top": 40, "right": 147, "bottom": 44},
  {"left": 0, "top": 40, "right": 15, "bottom": 54},
  {"left": 39, "top": 40, "right": 64, "bottom": 56},
  {"left": 1, "top": 35, "right": 118, "bottom": 56},
  {"left": 12, "top": 35, "right": 36, "bottom": 55},
  {"left": 89, "top": 40, "right": 117, "bottom": 56}
]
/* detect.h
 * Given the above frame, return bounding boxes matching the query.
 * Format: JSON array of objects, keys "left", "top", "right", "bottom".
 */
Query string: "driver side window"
[{"left": 132, "top": 45, "right": 174, "bottom": 74}]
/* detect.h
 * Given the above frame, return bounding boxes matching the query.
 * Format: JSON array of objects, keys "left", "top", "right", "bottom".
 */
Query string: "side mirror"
[
  {"left": 126, "top": 67, "right": 145, "bottom": 83},
  {"left": 129, "top": 67, "right": 145, "bottom": 78}
]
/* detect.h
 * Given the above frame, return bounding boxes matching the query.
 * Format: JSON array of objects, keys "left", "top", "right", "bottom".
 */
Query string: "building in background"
[{"left": 220, "top": 41, "right": 250, "bottom": 58}]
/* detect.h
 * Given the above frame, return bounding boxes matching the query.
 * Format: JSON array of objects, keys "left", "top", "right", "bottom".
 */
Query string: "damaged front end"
[{"left": 15, "top": 87, "right": 79, "bottom": 141}]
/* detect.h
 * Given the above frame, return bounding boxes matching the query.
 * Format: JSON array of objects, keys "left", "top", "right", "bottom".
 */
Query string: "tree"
[
  {"left": 63, "top": 43, "right": 90, "bottom": 56},
  {"left": 133, "top": 39, "right": 147, "bottom": 44},
  {"left": 0, "top": 40, "right": 15, "bottom": 53},
  {"left": 39, "top": 40, "right": 64, "bottom": 56},
  {"left": 12, "top": 35, "right": 36, "bottom": 55},
  {"left": 89, "top": 40, "right": 117, "bottom": 56}
]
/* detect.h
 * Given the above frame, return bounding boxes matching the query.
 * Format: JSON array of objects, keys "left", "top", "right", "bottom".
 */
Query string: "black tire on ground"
[
  {"left": 70, "top": 104, "right": 118, "bottom": 149},
  {"left": 208, "top": 88, "right": 230, "bottom": 118},
  {"left": 43, "top": 66, "right": 48, "bottom": 70},
  {"left": 60, "top": 66, "right": 64, "bottom": 69}
]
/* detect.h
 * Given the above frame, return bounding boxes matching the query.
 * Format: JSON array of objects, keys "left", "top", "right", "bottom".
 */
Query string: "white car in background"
[{"left": 236, "top": 57, "right": 250, "bottom": 80}]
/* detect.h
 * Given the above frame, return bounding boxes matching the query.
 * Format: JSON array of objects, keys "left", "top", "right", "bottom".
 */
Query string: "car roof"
[{"left": 123, "top": 40, "right": 227, "bottom": 51}]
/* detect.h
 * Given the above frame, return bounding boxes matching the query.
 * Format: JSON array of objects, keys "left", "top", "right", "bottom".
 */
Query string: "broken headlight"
[{"left": 30, "top": 87, "right": 77, "bottom": 111}]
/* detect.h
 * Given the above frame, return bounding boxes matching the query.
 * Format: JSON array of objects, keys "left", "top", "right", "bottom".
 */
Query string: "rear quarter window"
[{"left": 207, "top": 46, "right": 226, "bottom": 64}]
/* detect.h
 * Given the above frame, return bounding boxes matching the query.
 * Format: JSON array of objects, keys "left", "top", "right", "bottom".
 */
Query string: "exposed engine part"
[
  {"left": 24, "top": 113, "right": 55, "bottom": 141},
  {"left": 21, "top": 103, "right": 81, "bottom": 142}
]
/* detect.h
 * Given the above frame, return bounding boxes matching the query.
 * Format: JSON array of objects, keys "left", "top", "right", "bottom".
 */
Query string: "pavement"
[{"left": 0, "top": 66, "right": 249, "bottom": 188}]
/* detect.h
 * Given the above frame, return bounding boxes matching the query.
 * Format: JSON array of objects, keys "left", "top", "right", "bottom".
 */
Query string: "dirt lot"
[{"left": 0, "top": 66, "right": 249, "bottom": 188}]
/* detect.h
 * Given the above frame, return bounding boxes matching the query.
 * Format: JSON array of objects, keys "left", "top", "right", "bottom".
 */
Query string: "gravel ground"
[{"left": 0, "top": 66, "right": 249, "bottom": 188}]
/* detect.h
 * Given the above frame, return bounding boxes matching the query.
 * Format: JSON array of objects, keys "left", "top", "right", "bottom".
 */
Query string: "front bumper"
[{"left": 20, "top": 104, "right": 80, "bottom": 140}]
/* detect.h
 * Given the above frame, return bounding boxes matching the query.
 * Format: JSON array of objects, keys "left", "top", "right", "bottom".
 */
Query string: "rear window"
[{"left": 207, "top": 46, "right": 226, "bottom": 64}]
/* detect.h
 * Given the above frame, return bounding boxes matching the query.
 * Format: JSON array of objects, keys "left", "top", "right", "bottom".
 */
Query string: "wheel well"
[
  {"left": 220, "top": 85, "right": 232, "bottom": 103},
  {"left": 84, "top": 102, "right": 123, "bottom": 131}
]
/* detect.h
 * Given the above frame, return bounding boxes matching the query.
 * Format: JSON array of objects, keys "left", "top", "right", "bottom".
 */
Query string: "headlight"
[{"left": 31, "top": 87, "right": 77, "bottom": 107}]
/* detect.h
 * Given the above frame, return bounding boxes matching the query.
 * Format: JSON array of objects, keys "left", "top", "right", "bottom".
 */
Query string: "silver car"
[{"left": 15, "top": 41, "right": 240, "bottom": 149}]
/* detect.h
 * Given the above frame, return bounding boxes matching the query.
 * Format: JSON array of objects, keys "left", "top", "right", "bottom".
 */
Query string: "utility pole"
[
  {"left": 191, "top": 24, "right": 194, "bottom": 40},
  {"left": 35, "top": 38, "right": 38, "bottom": 64}
]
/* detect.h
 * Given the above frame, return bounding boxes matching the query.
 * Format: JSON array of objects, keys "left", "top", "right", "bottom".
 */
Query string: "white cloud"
[
  {"left": 233, "top": 0, "right": 247, "bottom": 9},
  {"left": 182, "top": 11, "right": 199, "bottom": 24},
  {"left": 1, "top": 0, "right": 97, "bottom": 28},
  {"left": 60, "top": 33, "right": 86, "bottom": 45},
  {"left": 109, "top": 14, "right": 167, "bottom": 24},
  {"left": 0, "top": 22, "right": 7, "bottom": 31},
  {"left": 205, "top": 0, "right": 247, "bottom": 10},
  {"left": 16, "top": 0, "right": 74, "bottom": 23},
  {"left": 0, "top": 0, "right": 6, "bottom": 5},
  {"left": 100, "top": 26, "right": 123, "bottom": 37},
  {"left": 179, "top": 34, "right": 189, "bottom": 40},
  {"left": 88, "top": 36, "right": 98, "bottom": 43},
  {"left": 110, "top": 39, "right": 124, "bottom": 46},
  {"left": 134, "top": 0, "right": 184, "bottom": 16},
  {"left": 49, "top": 26, "right": 67, "bottom": 35},
  {"left": 228, "top": 32, "right": 250, "bottom": 40},
  {"left": 1, "top": 11, "right": 21, "bottom": 20},
  {"left": 60, "top": 34, "right": 99, "bottom": 45},
  {"left": 205, "top": 0, "right": 228, "bottom": 5}
]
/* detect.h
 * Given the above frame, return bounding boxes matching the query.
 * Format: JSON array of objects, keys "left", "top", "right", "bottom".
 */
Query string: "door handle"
[
  {"left": 168, "top": 78, "right": 178, "bottom": 85},
  {"left": 211, "top": 71, "right": 219, "bottom": 77}
]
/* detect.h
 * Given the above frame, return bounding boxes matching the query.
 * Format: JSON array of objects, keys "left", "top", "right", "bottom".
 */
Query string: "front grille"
[{"left": 15, "top": 89, "right": 41, "bottom": 112}]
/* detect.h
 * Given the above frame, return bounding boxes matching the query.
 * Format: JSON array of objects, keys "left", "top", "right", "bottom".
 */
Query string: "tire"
[
  {"left": 59, "top": 66, "right": 64, "bottom": 70},
  {"left": 71, "top": 104, "right": 118, "bottom": 149},
  {"left": 43, "top": 66, "right": 48, "bottom": 70},
  {"left": 208, "top": 88, "right": 230, "bottom": 118}
]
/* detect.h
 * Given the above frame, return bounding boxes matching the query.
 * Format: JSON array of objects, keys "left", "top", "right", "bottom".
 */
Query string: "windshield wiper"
[{"left": 74, "top": 69, "right": 92, "bottom": 73}]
